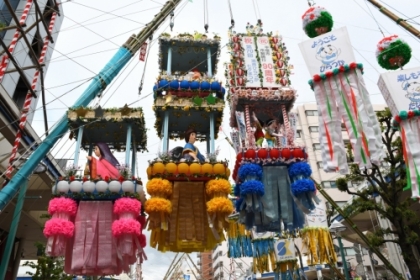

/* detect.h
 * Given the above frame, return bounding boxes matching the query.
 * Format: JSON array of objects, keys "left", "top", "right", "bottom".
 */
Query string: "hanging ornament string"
[
  {"left": 138, "top": 36, "right": 153, "bottom": 95},
  {"left": 364, "top": 0, "right": 386, "bottom": 37},
  {"left": 307, "top": 0, "right": 316, "bottom": 7},
  {"left": 251, "top": 0, "right": 261, "bottom": 22},
  {"left": 204, "top": 0, "right": 209, "bottom": 33},
  {"left": 227, "top": 0, "right": 235, "bottom": 29}
]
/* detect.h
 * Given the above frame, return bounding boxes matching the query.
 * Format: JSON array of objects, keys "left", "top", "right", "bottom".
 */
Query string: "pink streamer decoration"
[{"left": 44, "top": 218, "right": 74, "bottom": 238}]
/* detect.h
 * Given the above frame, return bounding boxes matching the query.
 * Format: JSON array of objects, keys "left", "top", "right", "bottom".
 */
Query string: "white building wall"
[{"left": 1, "top": 0, "right": 64, "bottom": 124}]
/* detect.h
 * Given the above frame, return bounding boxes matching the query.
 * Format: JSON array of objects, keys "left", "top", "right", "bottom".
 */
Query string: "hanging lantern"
[
  {"left": 269, "top": 148, "right": 280, "bottom": 159},
  {"left": 190, "top": 162, "right": 202, "bottom": 175},
  {"left": 302, "top": 6, "right": 334, "bottom": 38},
  {"left": 257, "top": 148, "right": 268, "bottom": 159},
  {"left": 280, "top": 148, "right": 290, "bottom": 159},
  {"left": 376, "top": 35, "right": 412, "bottom": 70},
  {"left": 292, "top": 148, "right": 305, "bottom": 159},
  {"left": 244, "top": 149, "right": 256, "bottom": 159}
]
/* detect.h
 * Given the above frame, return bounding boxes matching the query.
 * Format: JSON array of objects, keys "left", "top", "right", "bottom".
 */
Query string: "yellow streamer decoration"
[{"left": 301, "top": 227, "right": 337, "bottom": 265}]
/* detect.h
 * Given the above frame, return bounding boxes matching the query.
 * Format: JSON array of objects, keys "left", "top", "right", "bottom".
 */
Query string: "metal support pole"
[
  {"left": 162, "top": 111, "right": 169, "bottom": 152},
  {"left": 131, "top": 138, "right": 137, "bottom": 177},
  {"left": 207, "top": 47, "right": 212, "bottom": 77},
  {"left": 367, "top": 0, "right": 420, "bottom": 39},
  {"left": 167, "top": 47, "right": 172, "bottom": 75},
  {"left": 125, "top": 123, "right": 132, "bottom": 166},
  {"left": 32, "top": 0, "right": 54, "bottom": 42},
  {"left": 0, "top": 181, "right": 28, "bottom": 280},
  {"left": 337, "top": 235, "right": 351, "bottom": 280},
  {"left": 206, "top": 133, "right": 210, "bottom": 154},
  {"left": 73, "top": 126, "right": 84, "bottom": 168},
  {"left": 209, "top": 113, "right": 215, "bottom": 153},
  {"left": 11, "top": 238, "right": 24, "bottom": 279}
]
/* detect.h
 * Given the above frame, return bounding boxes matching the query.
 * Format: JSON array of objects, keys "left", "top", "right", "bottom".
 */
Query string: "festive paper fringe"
[
  {"left": 252, "top": 238, "right": 276, "bottom": 273},
  {"left": 227, "top": 220, "right": 253, "bottom": 258},
  {"left": 301, "top": 227, "right": 337, "bottom": 265}
]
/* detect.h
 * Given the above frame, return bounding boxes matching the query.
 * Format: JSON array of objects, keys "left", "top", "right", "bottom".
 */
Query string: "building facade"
[{"left": 0, "top": 1, "right": 64, "bottom": 279}]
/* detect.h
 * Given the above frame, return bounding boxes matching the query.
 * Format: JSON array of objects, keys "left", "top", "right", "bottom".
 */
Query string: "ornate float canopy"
[
  {"left": 158, "top": 32, "right": 221, "bottom": 74},
  {"left": 67, "top": 106, "right": 147, "bottom": 152}
]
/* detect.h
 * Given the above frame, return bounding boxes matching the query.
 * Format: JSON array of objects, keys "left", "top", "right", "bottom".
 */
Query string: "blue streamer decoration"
[
  {"left": 238, "top": 163, "right": 263, "bottom": 181},
  {"left": 291, "top": 179, "right": 315, "bottom": 196},
  {"left": 234, "top": 183, "right": 241, "bottom": 196},
  {"left": 240, "top": 180, "right": 265, "bottom": 196},
  {"left": 288, "top": 162, "right": 312, "bottom": 180}
]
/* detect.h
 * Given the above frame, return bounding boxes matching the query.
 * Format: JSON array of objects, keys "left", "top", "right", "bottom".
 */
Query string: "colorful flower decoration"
[
  {"left": 288, "top": 162, "right": 319, "bottom": 212},
  {"left": 376, "top": 35, "right": 412, "bottom": 70},
  {"left": 205, "top": 179, "right": 233, "bottom": 232},
  {"left": 302, "top": 6, "right": 333, "bottom": 38}
]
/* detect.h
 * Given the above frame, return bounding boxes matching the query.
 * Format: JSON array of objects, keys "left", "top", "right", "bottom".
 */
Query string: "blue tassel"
[
  {"left": 288, "top": 162, "right": 312, "bottom": 179},
  {"left": 238, "top": 163, "right": 263, "bottom": 181},
  {"left": 292, "top": 198, "right": 305, "bottom": 229}
]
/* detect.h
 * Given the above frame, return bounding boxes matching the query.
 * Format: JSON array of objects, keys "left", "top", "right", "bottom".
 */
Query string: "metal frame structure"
[{"left": 0, "top": 1, "right": 61, "bottom": 279}]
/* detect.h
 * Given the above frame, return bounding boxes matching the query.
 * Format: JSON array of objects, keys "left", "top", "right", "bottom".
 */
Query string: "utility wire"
[{"left": 364, "top": 0, "right": 386, "bottom": 37}]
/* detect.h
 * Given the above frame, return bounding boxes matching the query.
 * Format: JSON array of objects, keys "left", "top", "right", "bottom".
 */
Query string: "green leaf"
[
  {"left": 193, "top": 96, "right": 203, "bottom": 106},
  {"left": 206, "top": 94, "right": 216, "bottom": 105}
]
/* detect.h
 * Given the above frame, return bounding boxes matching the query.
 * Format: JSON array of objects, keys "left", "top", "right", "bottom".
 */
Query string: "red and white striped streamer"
[
  {"left": 244, "top": 105, "right": 255, "bottom": 147},
  {"left": 0, "top": 0, "right": 33, "bottom": 82},
  {"left": 4, "top": 12, "right": 57, "bottom": 181},
  {"left": 281, "top": 105, "right": 294, "bottom": 146}
]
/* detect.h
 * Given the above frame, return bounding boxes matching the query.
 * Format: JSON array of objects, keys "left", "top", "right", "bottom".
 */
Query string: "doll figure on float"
[
  {"left": 264, "top": 119, "right": 280, "bottom": 148},
  {"left": 86, "top": 142, "right": 120, "bottom": 179},
  {"left": 252, "top": 113, "right": 265, "bottom": 147},
  {"left": 182, "top": 128, "right": 205, "bottom": 163}
]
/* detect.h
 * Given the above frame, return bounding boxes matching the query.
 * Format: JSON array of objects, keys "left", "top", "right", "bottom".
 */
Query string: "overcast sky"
[{"left": 25, "top": 0, "right": 420, "bottom": 278}]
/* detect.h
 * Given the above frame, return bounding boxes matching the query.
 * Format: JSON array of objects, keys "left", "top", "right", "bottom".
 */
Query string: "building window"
[
  {"left": 13, "top": 77, "right": 30, "bottom": 109},
  {"left": 344, "top": 247, "right": 356, "bottom": 256},
  {"left": 309, "top": 126, "right": 319, "bottom": 132},
  {"left": 322, "top": 181, "right": 337, "bottom": 188},
  {"left": 305, "top": 110, "right": 319, "bottom": 116},
  {"left": 313, "top": 143, "right": 321, "bottom": 150},
  {"left": 0, "top": 0, "right": 20, "bottom": 39},
  {"left": 29, "top": 32, "right": 43, "bottom": 63},
  {"left": 296, "top": 130, "right": 302, "bottom": 138}
]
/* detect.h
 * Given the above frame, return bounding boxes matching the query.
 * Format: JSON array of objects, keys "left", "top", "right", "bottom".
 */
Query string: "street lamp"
[{"left": 329, "top": 220, "right": 351, "bottom": 280}]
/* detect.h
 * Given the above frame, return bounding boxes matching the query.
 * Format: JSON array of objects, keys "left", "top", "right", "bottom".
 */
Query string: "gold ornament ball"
[
  {"left": 146, "top": 166, "right": 152, "bottom": 179},
  {"left": 177, "top": 162, "right": 189, "bottom": 174},
  {"left": 226, "top": 168, "right": 231, "bottom": 178},
  {"left": 189, "top": 163, "right": 201, "bottom": 174},
  {"left": 165, "top": 162, "right": 177, "bottom": 174},
  {"left": 213, "top": 163, "right": 225, "bottom": 175},
  {"left": 152, "top": 162, "right": 165, "bottom": 175},
  {"left": 201, "top": 163, "right": 213, "bottom": 174}
]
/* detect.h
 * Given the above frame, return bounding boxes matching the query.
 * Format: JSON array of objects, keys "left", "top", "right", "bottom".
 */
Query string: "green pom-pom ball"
[
  {"left": 376, "top": 36, "right": 412, "bottom": 70},
  {"left": 302, "top": 7, "right": 334, "bottom": 38}
]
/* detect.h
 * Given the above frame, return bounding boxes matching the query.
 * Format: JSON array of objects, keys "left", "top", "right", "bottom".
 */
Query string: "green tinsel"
[
  {"left": 377, "top": 39, "right": 412, "bottom": 70},
  {"left": 304, "top": 11, "right": 334, "bottom": 38}
]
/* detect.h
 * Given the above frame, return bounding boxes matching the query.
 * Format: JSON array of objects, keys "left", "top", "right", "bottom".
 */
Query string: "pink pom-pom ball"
[
  {"left": 114, "top": 198, "right": 141, "bottom": 215},
  {"left": 43, "top": 218, "right": 75, "bottom": 238},
  {"left": 112, "top": 219, "right": 141, "bottom": 237},
  {"left": 48, "top": 197, "right": 77, "bottom": 216}
]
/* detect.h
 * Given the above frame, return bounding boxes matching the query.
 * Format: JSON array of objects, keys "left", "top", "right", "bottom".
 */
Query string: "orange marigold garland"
[
  {"left": 145, "top": 178, "right": 173, "bottom": 231},
  {"left": 206, "top": 179, "right": 233, "bottom": 233}
]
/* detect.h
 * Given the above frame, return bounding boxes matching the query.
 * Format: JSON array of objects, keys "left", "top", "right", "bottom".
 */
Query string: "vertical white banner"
[
  {"left": 230, "top": 131, "right": 241, "bottom": 154},
  {"left": 288, "top": 112, "right": 297, "bottom": 141},
  {"left": 298, "top": 27, "right": 356, "bottom": 76},
  {"left": 256, "top": 36, "right": 277, "bottom": 88},
  {"left": 378, "top": 66, "right": 420, "bottom": 115},
  {"left": 242, "top": 36, "right": 261, "bottom": 87},
  {"left": 235, "top": 111, "right": 247, "bottom": 144}
]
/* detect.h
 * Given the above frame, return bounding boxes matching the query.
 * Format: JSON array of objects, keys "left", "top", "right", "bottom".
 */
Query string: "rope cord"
[
  {"left": 364, "top": 0, "right": 386, "bottom": 37},
  {"left": 227, "top": 0, "right": 235, "bottom": 29}
]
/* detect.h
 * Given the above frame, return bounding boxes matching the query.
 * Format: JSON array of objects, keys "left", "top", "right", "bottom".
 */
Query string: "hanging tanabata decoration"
[
  {"left": 299, "top": 25, "right": 383, "bottom": 174},
  {"left": 227, "top": 218, "right": 253, "bottom": 258},
  {"left": 273, "top": 239, "right": 299, "bottom": 280},
  {"left": 302, "top": 6, "right": 334, "bottom": 38},
  {"left": 378, "top": 66, "right": 420, "bottom": 199},
  {"left": 376, "top": 35, "right": 412, "bottom": 70}
]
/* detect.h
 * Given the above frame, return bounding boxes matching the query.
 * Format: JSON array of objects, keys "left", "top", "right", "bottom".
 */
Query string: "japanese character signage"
[
  {"left": 298, "top": 27, "right": 355, "bottom": 76},
  {"left": 255, "top": 36, "right": 276, "bottom": 87},
  {"left": 139, "top": 42, "right": 148, "bottom": 61},
  {"left": 230, "top": 131, "right": 241, "bottom": 154},
  {"left": 305, "top": 203, "right": 328, "bottom": 227},
  {"left": 378, "top": 66, "right": 420, "bottom": 115},
  {"left": 274, "top": 239, "right": 296, "bottom": 262},
  {"left": 241, "top": 36, "right": 261, "bottom": 87},
  {"left": 288, "top": 112, "right": 297, "bottom": 141}
]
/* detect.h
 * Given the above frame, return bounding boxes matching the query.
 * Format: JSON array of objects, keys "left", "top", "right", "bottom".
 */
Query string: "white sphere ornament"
[
  {"left": 82, "top": 181, "right": 95, "bottom": 193},
  {"left": 96, "top": 180, "right": 108, "bottom": 193},
  {"left": 69, "top": 181, "right": 83, "bottom": 193},
  {"left": 109, "top": 181, "right": 122, "bottom": 193},
  {"left": 56, "top": 181, "right": 69, "bottom": 193},
  {"left": 121, "top": 180, "right": 135, "bottom": 193},
  {"left": 136, "top": 184, "right": 146, "bottom": 204}
]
